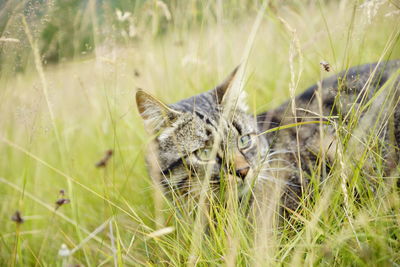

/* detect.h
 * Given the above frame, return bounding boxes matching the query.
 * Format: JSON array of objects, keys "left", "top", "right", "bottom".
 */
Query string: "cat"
[{"left": 136, "top": 60, "right": 400, "bottom": 214}]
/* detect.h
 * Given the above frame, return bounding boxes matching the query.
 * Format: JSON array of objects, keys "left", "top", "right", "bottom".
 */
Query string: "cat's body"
[
  {"left": 258, "top": 60, "right": 400, "bottom": 212},
  {"left": 136, "top": 60, "right": 400, "bottom": 214}
]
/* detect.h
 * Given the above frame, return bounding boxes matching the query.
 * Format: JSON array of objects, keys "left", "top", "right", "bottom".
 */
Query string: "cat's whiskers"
[
  {"left": 262, "top": 158, "right": 293, "bottom": 166},
  {"left": 257, "top": 175, "right": 301, "bottom": 187},
  {"left": 266, "top": 149, "right": 294, "bottom": 157},
  {"left": 261, "top": 167, "right": 294, "bottom": 172}
]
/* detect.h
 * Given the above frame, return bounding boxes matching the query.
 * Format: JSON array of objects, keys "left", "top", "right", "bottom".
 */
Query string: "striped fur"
[{"left": 137, "top": 60, "right": 400, "bottom": 212}]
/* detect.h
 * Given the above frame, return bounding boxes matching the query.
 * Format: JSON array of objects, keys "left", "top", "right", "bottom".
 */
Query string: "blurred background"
[{"left": 1, "top": 0, "right": 400, "bottom": 265}]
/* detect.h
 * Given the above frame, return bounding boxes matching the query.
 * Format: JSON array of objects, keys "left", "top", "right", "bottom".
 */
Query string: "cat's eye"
[
  {"left": 195, "top": 147, "right": 213, "bottom": 161},
  {"left": 238, "top": 134, "right": 252, "bottom": 150}
]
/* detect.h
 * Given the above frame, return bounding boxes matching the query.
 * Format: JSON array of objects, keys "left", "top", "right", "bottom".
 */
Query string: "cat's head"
[{"left": 136, "top": 68, "right": 268, "bottom": 201}]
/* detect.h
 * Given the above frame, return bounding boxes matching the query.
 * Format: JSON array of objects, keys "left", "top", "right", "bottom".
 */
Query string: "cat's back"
[{"left": 258, "top": 60, "right": 400, "bottom": 132}]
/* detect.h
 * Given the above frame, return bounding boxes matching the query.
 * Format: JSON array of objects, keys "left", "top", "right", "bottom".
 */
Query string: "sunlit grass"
[{"left": 1, "top": 0, "right": 400, "bottom": 266}]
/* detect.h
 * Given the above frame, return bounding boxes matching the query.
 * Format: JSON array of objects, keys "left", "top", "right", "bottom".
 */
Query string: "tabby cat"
[{"left": 136, "top": 60, "right": 400, "bottom": 213}]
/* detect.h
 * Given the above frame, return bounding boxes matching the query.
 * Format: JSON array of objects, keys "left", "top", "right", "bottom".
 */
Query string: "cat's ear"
[
  {"left": 212, "top": 66, "right": 248, "bottom": 111},
  {"left": 213, "top": 66, "right": 240, "bottom": 104},
  {"left": 136, "top": 89, "right": 181, "bottom": 132}
]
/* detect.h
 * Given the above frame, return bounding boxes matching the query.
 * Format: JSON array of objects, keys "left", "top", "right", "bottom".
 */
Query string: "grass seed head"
[
  {"left": 55, "top": 198, "right": 71, "bottom": 209},
  {"left": 11, "top": 211, "right": 24, "bottom": 224},
  {"left": 320, "top": 61, "right": 331, "bottom": 72},
  {"left": 58, "top": 243, "right": 71, "bottom": 257},
  {"left": 134, "top": 69, "right": 140, "bottom": 77},
  {"left": 95, "top": 149, "right": 113, "bottom": 168}
]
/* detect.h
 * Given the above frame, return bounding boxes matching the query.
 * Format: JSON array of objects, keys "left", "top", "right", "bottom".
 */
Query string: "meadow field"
[{"left": 1, "top": 0, "right": 400, "bottom": 266}]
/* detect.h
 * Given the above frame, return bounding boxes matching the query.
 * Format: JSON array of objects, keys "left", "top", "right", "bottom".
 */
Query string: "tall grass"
[{"left": 1, "top": 0, "right": 400, "bottom": 266}]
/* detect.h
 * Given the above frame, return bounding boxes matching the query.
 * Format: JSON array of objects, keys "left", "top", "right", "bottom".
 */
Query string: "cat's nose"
[
  {"left": 233, "top": 151, "right": 250, "bottom": 180},
  {"left": 236, "top": 167, "right": 249, "bottom": 180}
]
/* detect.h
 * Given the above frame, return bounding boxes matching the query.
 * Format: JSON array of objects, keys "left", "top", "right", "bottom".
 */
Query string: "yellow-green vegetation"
[{"left": 1, "top": 0, "right": 400, "bottom": 266}]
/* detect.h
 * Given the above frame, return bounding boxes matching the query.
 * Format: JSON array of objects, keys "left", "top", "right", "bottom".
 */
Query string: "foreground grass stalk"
[
  {"left": 280, "top": 15, "right": 305, "bottom": 192},
  {"left": 22, "top": 14, "right": 90, "bottom": 265},
  {"left": 10, "top": 223, "right": 22, "bottom": 267},
  {"left": 21, "top": 16, "right": 60, "bottom": 147}
]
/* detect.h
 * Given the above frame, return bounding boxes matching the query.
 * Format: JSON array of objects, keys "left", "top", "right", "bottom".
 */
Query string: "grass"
[{"left": 1, "top": 0, "right": 400, "bottom": 266}]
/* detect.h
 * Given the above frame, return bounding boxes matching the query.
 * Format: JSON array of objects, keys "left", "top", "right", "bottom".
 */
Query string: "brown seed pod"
[
  {"left": 134, "top": 69, "right": 140, "bottom": 77},
  {"left": 11, "top": 211, "right": 24, "bottom": 224},
  {"left": 55, "top": 198, "right": 71, "bottom": 209},
  {"left": 320, "top": 61, "right": 331, "bottom": 72},
  {"left": 95, "top": 149, "right": 113, "bottom": 168}
]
